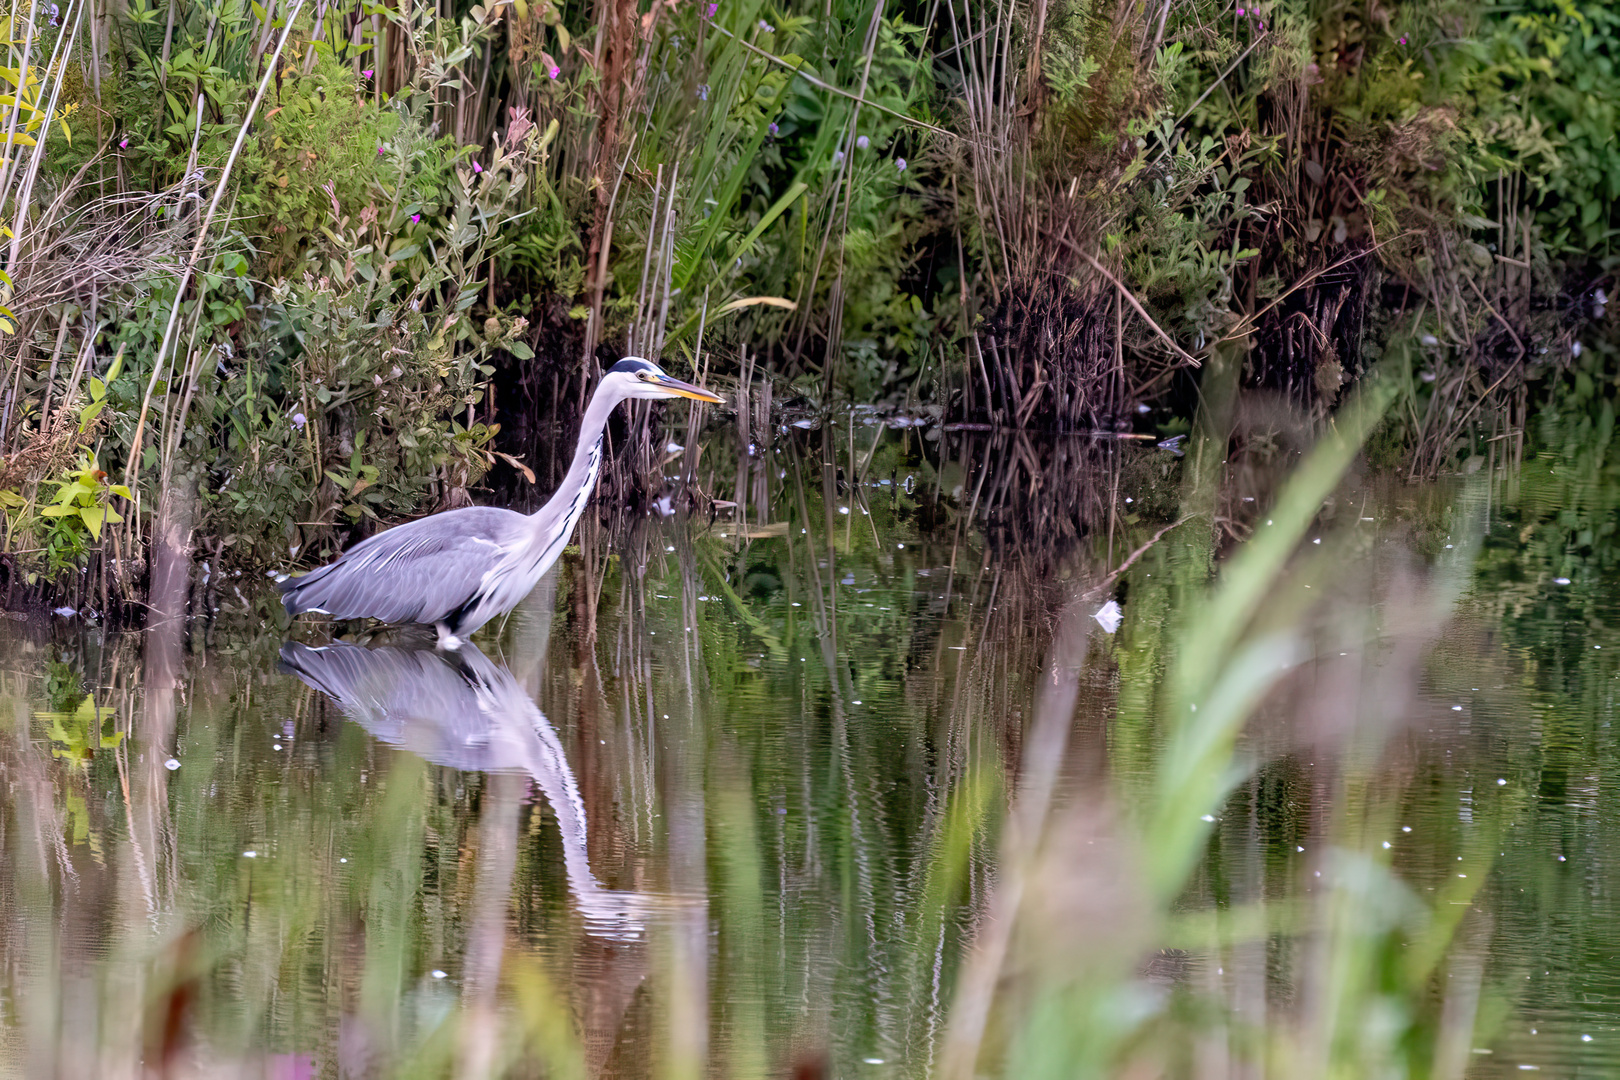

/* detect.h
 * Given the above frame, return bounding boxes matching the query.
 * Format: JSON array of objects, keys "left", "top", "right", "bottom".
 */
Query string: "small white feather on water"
[{"left": 1093, "top": 600, "right": 1123, "bottom": 634}]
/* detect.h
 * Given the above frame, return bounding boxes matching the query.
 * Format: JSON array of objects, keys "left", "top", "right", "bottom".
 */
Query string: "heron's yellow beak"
[{"left": 655, "top": 374, "right": 724, "bottom": 404}]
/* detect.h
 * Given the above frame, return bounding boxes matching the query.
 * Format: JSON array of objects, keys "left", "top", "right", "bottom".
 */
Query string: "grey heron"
[{"left": 279, "top": 357, "right": 721, "bottom": 648}]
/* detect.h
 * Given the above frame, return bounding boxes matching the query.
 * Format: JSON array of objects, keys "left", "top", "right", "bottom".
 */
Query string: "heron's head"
[{"left": 606, "top": 357, "right": 724, "bottom": 404}]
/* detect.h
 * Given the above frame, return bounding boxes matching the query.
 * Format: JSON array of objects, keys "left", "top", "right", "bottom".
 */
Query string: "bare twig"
[
  {"left": 1462, "top": 272, "right": 1526, "bottom": 359},
  {"left": 1067, "top": 243, "right": 1202, "bottom": 367},
  {"left": 1082, "top": 515, "right": 1196, "bottom": 600}
]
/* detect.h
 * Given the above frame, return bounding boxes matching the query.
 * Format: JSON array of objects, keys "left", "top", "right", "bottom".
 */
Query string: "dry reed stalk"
[
  {"left": 582, "top": 135, "right": 637, "bottom": 385},
  {"left": 587, "top": 0, "right": 645, "bottom": 280},
  {"left": 2, "top": 0, "right": 88, "bottom": 267},
  {"left": 649, "top": 162, "right": 679, "bottom": 360},
  {"left": 0, "top": 0, "right": 42, "bottom": 221},
  {"left": 941, "top": 0, "right": 1160, "bottom": 429},
  {"left": 629, "top": 162, "right": 663, "bottom": 359},
  {"left": 128, "top": 0, "right": 311, "bottom": 493},
  {"left": 35, "top": 311, "right": 68, "bottom": 429}
]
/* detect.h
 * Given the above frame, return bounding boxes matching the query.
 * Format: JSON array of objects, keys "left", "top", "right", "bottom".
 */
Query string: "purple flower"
[
  {"left": 704, "top": 2, "right": 717, "bottom": 16},
  {"left": 1398, "top": 35, "right": 1407, "bottom": 44},
  {"left": 768, "top": 122, "right": 778, "bottom": 136},
  {"left": 856, "top": 135, "right": 869, "bottom": 150},
  {"left": 411, "top": 213, "right": 420, "bottom": 223},
  {"left": 548, "top": 64, "right": 560, "bottom": 78},
  {"left": 473, "top": 160, "right": 483, "bottom": 173},
  {"left": 1257, "top": 19, "right": 1265, "bottom": 29},
  {"left": 118, "top": 137, "right": 128, "bottom": 149},
  {"left": 377, "top": 146, "right": 385, "bottom": 154},
  {"left": 697, "top": 83, "right": 709, "bottom": 100},
  {"left": 757, "top": 19, "right": 772, "bottom": 31},
  {"left": 832, "top": 149, "right": 844, "bottom": 164},
  {"left": 292, "top": 412, "right": 307, "bottom": 429},
  {"left": 1236, "top": 6, "right": 1244, "bottom": 14},
  {"left": 896, "top": 158, "right": 906, "bottom": 171},
  {"left": 362, "top": 68, "right": 373, "bottom": 78}
]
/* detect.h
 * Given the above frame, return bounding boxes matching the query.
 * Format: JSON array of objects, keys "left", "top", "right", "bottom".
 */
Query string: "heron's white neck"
[{"left": 529, "top": 380, "right": 626, "bottom": 537}]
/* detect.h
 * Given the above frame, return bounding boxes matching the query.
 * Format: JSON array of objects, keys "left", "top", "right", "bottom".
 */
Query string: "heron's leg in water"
[{"left": 435, "top": 622, "right": 465, "bottom": 650}]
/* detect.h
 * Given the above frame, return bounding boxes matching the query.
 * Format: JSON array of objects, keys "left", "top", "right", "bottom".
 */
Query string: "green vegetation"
[{"left": 0, "top": 0, "right": 1612, "bottom": 596}]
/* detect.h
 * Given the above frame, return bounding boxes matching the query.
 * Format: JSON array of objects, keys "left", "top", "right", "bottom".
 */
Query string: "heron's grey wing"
[{"left": 282, "top": 513, "right": 513, "bottom": 624}]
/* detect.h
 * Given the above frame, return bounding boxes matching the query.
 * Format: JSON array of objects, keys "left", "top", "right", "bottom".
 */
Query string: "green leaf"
[
  {"left": 78, "top": 399, "right": 107, "bottom": 431},
  {"left": 80, "top": 506, "right": 113, "bottom": 538},
  {"left": 673, "top": 113, "right": 774, "bottom": 293},
  {"left": 727, "top": 179, "right": 808, "bottom": 269}
]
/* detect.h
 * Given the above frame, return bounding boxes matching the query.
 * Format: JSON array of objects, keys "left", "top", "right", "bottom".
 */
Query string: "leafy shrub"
[
  {"left": 242, "top": 57, "right": 400, "bottom": 272},
  {"left": 1470, "top": 0, "right": 1620, "bottom": 254}
]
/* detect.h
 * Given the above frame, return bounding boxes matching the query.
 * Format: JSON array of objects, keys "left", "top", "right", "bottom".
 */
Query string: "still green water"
[{"left": 1, "top": 409, "right": 1618, "bottom": 1078}]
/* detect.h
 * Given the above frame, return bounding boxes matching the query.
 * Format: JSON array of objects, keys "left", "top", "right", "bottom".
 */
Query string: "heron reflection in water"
[
  {"left": 279, "top": 358, "right": 722, "bottom": 649},
  {"left": 279, "top": 637, "right": 649, "bottom": 940}
]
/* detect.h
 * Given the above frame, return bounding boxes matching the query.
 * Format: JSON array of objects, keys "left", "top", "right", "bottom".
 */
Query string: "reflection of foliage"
[
  {"left": 37, "top": 658, "right": 121, "bottom": 766},
  {"left": 1487, "top": 331, "right": 1620, "bottom": 589},
  {"left": 43, "top": 656, "right": 83, "bottom": 712},
  {"left": 1445, "top": 329, "right": 1620, "bottom": 1056}
]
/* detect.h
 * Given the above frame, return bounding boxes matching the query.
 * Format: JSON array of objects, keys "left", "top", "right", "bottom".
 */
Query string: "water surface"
[{"left": 2, "top": 416, "right": 1618, "bottom": 1078}]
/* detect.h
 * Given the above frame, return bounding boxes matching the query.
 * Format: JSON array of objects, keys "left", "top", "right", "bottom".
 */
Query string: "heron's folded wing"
[{"left": 286, "top": 525, "right": 503, "bottom": 623}]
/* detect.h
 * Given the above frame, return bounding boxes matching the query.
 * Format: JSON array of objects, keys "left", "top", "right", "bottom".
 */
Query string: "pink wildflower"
[
  {"left": 362, "top": 68, "right": 373, "bottom": 78},
  {"left": 473, "top": 160, "right": 483, "bottom": 173},
  {"left": 1236, "top": 6, "right": 1244, "bottom": 14},
  {"left": 411, "top": 213, "right": 420, "bottom": 223},
  {"left": 703, "top": 2, "right": 716, "bottom": 16},
  {"left": 118, "top": 137, "right": 128, "bottom": 149}
]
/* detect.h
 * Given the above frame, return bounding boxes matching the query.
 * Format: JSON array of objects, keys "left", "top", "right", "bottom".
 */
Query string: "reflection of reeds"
[
  {"left": 931, "top": 365, "right": 1503, "bottom": 1078},
  {"left": 0, "top": 365, "right": 1528, "bottom": 1077}
]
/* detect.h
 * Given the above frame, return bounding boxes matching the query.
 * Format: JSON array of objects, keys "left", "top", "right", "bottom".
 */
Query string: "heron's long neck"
[{"left": 531, "top": 383, "right": 621, "bottom": 540}]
